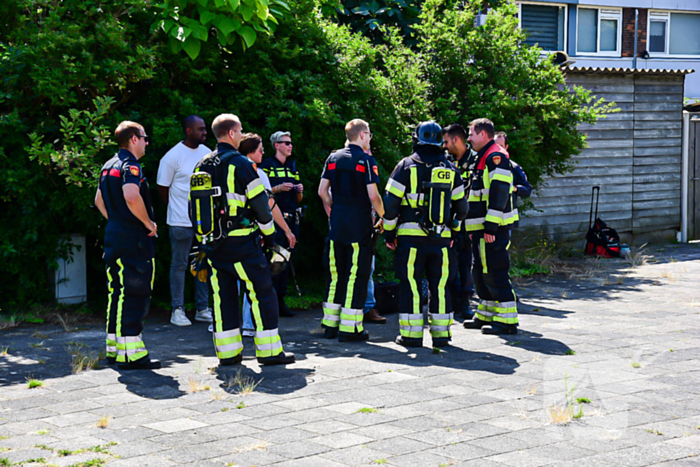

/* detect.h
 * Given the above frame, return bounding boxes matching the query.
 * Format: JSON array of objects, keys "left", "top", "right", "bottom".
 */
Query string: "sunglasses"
[
  {"left": 135, "top": 135, "right": 150, "bottom": 143},
  {"left": 277, "top": 141, "right": 293, "bottom": 146}
]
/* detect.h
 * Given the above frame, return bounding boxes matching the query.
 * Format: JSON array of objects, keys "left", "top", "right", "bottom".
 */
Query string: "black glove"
[
  {"left": 384, "top": 229, "right": 396, "bottom": 245},
  {"left": 262, "top": 234, "right": 275, "bottom": 251}
]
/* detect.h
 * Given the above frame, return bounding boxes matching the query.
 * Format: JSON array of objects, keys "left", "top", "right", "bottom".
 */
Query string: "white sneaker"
[
  {"left": 242, "top": 329, "right": 255, "bottom": 338},
  {"left": 170, "top": 308, "right": 192, "bottom": 326},
  {"left": 195, "top": 307, "right": 214, "bottom": 323},
  {"left": 208, "top": 324, "right": 214, "bottom": 332}
]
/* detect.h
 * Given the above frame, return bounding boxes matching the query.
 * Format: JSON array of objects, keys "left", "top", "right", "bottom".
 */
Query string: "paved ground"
[{"left": 2, "top": 243, "right": 700, "bottom": 467}]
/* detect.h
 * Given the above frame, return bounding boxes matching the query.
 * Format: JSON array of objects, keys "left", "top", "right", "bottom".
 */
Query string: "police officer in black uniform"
[
  {"left": 260, "top": 131, "right": 302, "bottom": 318},
  {"left": 95, "top": 121, "right": 160, "bottom": 370},
  {"left": 443, "top": 124, "right": 477, "bottom": 320},
  {"left": 318, "top": 119, "right": 384, "bottom": 342},
  {"left": 383, "top": 121, "right": 468, "bottom": 348},
  {"left": 198, "top": 114, "right": 295, "bottom": 366}
]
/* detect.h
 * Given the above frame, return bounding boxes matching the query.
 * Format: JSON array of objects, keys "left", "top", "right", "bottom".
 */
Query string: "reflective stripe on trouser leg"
[
  {"left": 213, "top": 328, "right": 243, "bottom": 359},
  {"left": 492, "top": 300, "right": 518, "bottom": 325},
  {"left": 106, "top": 333, "right": 117, "bottom": 358},
  {"left": 116, "top": 334, "right": 148, "bottom": 363},
  {"left": 344, "top": 243, "right": 360, "bottom": 309},
  {"left": 429, "top": 313, "right": 454, "bottom": 338},
  {"left": 400, "top": 247, "right": 423, "bottom": 338},
  {"left": 254, "top": 329, "right": 283, "bottom": 358},
  {"left": 322, "top": 302, "right": 341, "bottom": 328},
  {"left": 235, "top": 262, "right": 263, "bottom": 332},
  {"left": 339, "top": 307, "right": 364, "bottom": 333},
  {"left": 476, "top": 299, "right": 496, "bottom": 322},
  {"left": 326, "top": 239, "right": 339, "bottom": 304},
  {"left": 105, "top": 259, "right": 121, "bottom": 359}
]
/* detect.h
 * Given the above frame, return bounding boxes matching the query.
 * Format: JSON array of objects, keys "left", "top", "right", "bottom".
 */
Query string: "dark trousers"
[
  {"left": 104, "top": 225, "right": 155, "bottom": 364},
  {"left": 272, "top": 216, "right": 299, "bottom": 302},
  {"left": 471, "top": 230, "right": 518, "bottom": 326},
  {"left": 322, "top": 238, "right": 373, "bottom": 334},
  {"left": 208, "top": 236, "right": 284, "bottom": 359},
  {"left": 448, "top": 236, "right": 474, "bottom": 307},
  {"left": 395, "top": 238, "right": 456, "bottom": 340}
]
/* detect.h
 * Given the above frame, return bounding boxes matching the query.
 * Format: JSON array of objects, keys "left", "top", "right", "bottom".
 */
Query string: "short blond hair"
[
  {"left": 115, "top": 121, "right": 144, "bottom": 148},
  {"left": 345, "top": 119, "right": 369, "bottom": 142},
  {"left": 212, "top": 114, "right": 241, "bottom": 140}
]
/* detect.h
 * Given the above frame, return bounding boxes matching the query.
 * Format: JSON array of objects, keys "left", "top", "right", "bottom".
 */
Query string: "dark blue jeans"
[{"left": 169, "top": 226, "right": 209, "bottom": 310}]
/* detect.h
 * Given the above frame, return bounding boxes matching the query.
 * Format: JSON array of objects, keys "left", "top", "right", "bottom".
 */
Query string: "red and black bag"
[{"left": 585, "top": 186, "right": 621, "bottom": 258}]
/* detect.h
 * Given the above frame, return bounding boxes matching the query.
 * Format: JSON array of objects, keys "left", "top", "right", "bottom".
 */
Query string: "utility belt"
[{"left": 282, "top": 206, "right": 306, "bottom": 225}]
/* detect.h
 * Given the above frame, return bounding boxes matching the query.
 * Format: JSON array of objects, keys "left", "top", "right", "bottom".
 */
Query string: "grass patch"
[
  {"left": 95, "top": 416, "right": 111, "bottom": 429},
  {"left": 631, "top": 361, "right": 641, "bottom": 368},
  {"left": 36, "top": 430, "right": 49, "bottom": 435},
  {"left": 285, "top": 292, "right": 325, "bottom": 311},
  {"left": 372, "top": 459, "right": 388, "bottom": 465},
  {"left": 29, "top": 341, "right": 46, "bottom": 349},
  {"left": 235, "top": 401, "right": 247, "bottom": 409},
  {"left": 86, "top": 443, "right": 117, "bottom": 454},
  {"left": 565, "top": 349, "right": 576, "bottom": 355},
  {"left": 576, "top": 397, "right": 591, "bottom": 404},
  {"left": 355, "top": 407, "right": 380, "bottom": 414},
  {"left": 210, "top": 389, "right": 228, "bottom": 401},
  {"left": 31, "top": 331, "right": 49, "bottom": 339},
  {"left": 0, "top": 459, "right": 8, "bottom": 466},
  {"left": 547, "top": 373, "right": 584, "bottom": 425},
  {"left": 225, "top": 370, "right": 262, "bottom": 395},
  {"left": 34, "top": 445, "right": 52, "bottom": 451},
  {"left": 646, "top": 428, "right": 663, "bottom": 436},
  {"left": 59, "top": 448, "right": 82, "bottom": 456},
  {"left": 26, "top": 378, "right": 44, "bottom": 389},
  {"left": 0, "top": 347, "right": 8, "bottom": 356},
  {"left": 186, "top": 377, "right": 210, "bottom": 393},
  {"left": 68, "top": 343, "right": 103, "bottom": 374},
  {"left": 66, "top": 460, "right": 107, "bottom": 467},
  {"left": 232, "top": 440, "right": 267, "bottom": 453},
  {"left": 432, "top": 347, "right": 442, "bottom": 355}
]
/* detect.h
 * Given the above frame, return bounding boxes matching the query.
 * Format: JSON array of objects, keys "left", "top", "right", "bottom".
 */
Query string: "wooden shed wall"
[{"left": 519, "top": 73, "right": 684, "bottom": 242}]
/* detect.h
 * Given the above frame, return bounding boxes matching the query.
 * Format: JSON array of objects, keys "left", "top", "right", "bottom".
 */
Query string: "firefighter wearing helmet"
[{"left": 383, "top": 121, "right": 468, "bottom": 348}]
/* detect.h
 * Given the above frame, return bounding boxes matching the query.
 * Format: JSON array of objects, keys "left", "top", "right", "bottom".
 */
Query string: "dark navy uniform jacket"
[
  {"left": 321, "top": 144, "right": 380, "bottom": 244},
  {"left": 99, "top": 149, "right": 155, "bottom": 231},
  {"left": 259, "top": 156, "right": 300, "bottom": 214}
]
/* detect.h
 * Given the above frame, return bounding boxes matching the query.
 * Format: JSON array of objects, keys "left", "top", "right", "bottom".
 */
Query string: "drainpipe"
[
  {"left": 681, "top": 111, "right": 690, "bottom": 243},
  {"left": 633, "top": 9, "right": 638, "bottom": 69}
]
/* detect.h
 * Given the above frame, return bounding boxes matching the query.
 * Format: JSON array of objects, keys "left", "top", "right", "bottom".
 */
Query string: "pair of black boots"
[
  {"left": 323, "top": 327, "right": 370, "bottom": 342},
  {"left": 106, "top": 356, "right": 161, "bottom": 370},
  {"left": 220, "top": 351, "right": 295, "bottom": 366}
]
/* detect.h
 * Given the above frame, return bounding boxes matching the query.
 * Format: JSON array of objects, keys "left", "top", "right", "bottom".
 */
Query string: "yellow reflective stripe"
[
  {"left": 451, "top": 185, "right": 465, "bottom": 200},
  {"left": 227, "top": 166, "right": 237, "bottom": 215},
  {"left": 235, "top": 262, "right": 263, "bottom": 332},
  {"left": 327, "top": 240, "right": 338, "bottom": 303},
  {"left": 150, "top": 260, "right": 155, "bottom": 289},
  {"left": 397, "top": 223, "right": 451, "bottom": 238},
  {"left": 386, "top": 178, "right": 406, "bottom": 198},
  {"left": 480, "top": 238, "right": 488, "bottom": 274},
  {"left": 492, "top": 174, "right": 512, "bottom": 184},
  {"left": 258, "top": 219, "right": 275, "bottom": 236},
  {"left": 384, "top": 217, "right": 398, "bottom": 231},
  {"left": 344, "top": 243, "right": 360, "bottom": 309},
  {"left": 115, "top": 259, "right": 124, "bottom": 339},
  {"left": 247, "top": 178, "right": 264, "bottom": 198},
  {"left": 211, "top": 266, "right": 223, "bottom": 333},
  {"left": 438, "top": 248, "right": 449, "bottom": 314},
  {"left": 407, "top": 248, "right": 419, "bottom": 314},
  {"left": 409, "top": 167, "right": 418, "bottom": 208},
  {"left": 228, "top": 226, "right": 258, "bottom": 236}
]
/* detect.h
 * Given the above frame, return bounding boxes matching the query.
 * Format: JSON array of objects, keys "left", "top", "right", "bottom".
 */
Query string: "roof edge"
[{"left": 561, "top": 66, "right": 694, "bottom": 76}]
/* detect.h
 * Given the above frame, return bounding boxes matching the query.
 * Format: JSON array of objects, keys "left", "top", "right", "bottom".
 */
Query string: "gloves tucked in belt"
[{"left": 262, "top": 234, "right": 276, "bottom": 251}]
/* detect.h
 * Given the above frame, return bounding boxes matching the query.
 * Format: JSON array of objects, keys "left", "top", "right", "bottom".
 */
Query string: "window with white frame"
[
  {"left": 648, "top": 11, "right": 700, "bottom": 56},
  {"left": 576, "top": 7, "right": 622, "bottom": 56},
  {"left": 518, "top": 2, "right": 567, "bottom": 51}
]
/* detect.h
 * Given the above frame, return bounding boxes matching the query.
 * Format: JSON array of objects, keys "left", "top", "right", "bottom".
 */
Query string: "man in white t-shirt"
[{"left": 157, "top": 115, "right": 213, "bottom": 326}]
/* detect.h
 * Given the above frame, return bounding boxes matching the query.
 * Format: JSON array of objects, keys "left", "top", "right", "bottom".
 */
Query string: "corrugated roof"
[{"left": 562, "top": 66, "right": 694, "bottom": 76}]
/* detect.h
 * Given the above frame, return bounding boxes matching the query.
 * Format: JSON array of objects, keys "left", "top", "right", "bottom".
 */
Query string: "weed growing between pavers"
[
  {"left": 225, "top": 370, "right": 262, "bottom": 395},
  {"left": 355, "top": 408, "right": 380, "bottom": 414},
  {"left": 232, "top": 440, "right": 267, "bottom": 453},
  {"left": 26, "top": 378, "right": 43, "bottom": 389},
  {"left": 67, "top": 343, "right": 103, "bottom": 374},
  {"left": 95, "top": 416, "right": 111, "bottom": 429},
  {"left": 548, "top": 373, "right": 584, "bottom": 425},
  {"left": 186, "top": 377, "right": 210, "bottom": 393}
]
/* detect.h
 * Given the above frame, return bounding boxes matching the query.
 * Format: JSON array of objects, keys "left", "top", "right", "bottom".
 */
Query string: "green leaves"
[{"left": 153, "top": 0, "right": 287, "bottom": 59}]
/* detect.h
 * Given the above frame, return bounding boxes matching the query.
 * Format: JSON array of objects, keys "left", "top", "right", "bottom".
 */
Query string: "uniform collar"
[
  {"left": 477, "top": 139, "right": 496, "bottom": 157},
  {"left": 348, "top": 144, "right": 367, "bottom": 156},
  {"left": 273, "top": 155, "right": 292, "bottom": 167},
  {"left": 118, "top": 148, "right": 138, "bottom": 161},
  {"left": 217, "top": 142, "right": 241, "bottom": 154}
]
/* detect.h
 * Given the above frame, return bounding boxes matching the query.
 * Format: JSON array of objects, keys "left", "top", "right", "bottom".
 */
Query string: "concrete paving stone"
[
  {"left": 0, "top": 396, "right": 55, "bottom": 411},
  {"left": 320, "top": 445, "right": 392, "bottom": 465},
  {"left": 108, "top": 454, "right": 179, "bottom": 466},
  {"left": 310, "top": 432, "right": 376, "bottom": 449},
  {"left": 216, "top": 449, "right": 287, "bottom": 466},
  {"left": 428, "top": 442, "right": 498, "bottom": 461},
  {"left": 196, "top": 422, "right": 263, "bottom": 440},
  {"left": 267, "top": 440, "right": 331, "bottom": 459},
  {"left": 158, "top": 445, "right": 229, "bottom": 463},
  {"left": 41, "top": 411, "right": 102, "bottom": 427},
  {"left": 428, "top": 408, "right": 496, "bottom": 426},
  {"left": 273, "top": 455, "right": 350, "bottom": 467},
  {"left": 484, "top": 415, "right": 544, "bottom": 431},
  {"left": 366, "top": 437, "right": 435, "bottom": 455},
  {"left": 255, "top": 426, "right": 321, "bottom": 444},
  {"left": 404, "top": 426, "right": 476, "bottom": 446},
  {"left": 45, "top": 388, "right": 104, "bottom": 403},
  {"left": 2, "top": 447, "right": 54, "bottom": 464},
  {"left": 334, "top": 412, "right": 398, "bottom": 427},
  {"left": 43, "top": 400, "right": 104, "bottom": 415},
  {"left": 283, "top": 408, "right": 339, "bottom": 423},
  {"left": 388, "top": 450, "right": 453, "bottom": 467},
  {"left": 143, "top": 407, "right": 204, "bottom": 421},
  {"left": 190, "top": 409, "right": 249, "bottom": 425},
  {"left": 347, "top": 423, "right": 413, "bottom": 441},
  {"left": 51, "top": 452, "right": 111, "bottom": 467},
  {"left": 296, "top": 420, "right": 359, "bottom": 434},
  {"left": 0, "top": 420, "right": 54, "bottom": 437},
  {"left": 483, "top": 449, "right": 556, "bottom": 467},
  {"left": 109, "top": 439, "right": 170, "bottom": 459},
  {"left": 466, "top": 434, "right": 537, "bottom": 452},
  {"left": 4, "top": 408, "right": 56, "bottom": 422},
  {"left": 149, "top": 429, "right": 220, "bottom": 447},
  {"left": 524, "top": 442, "right": 597, "bottom": 461},
  {"left": 199, "top": 435, "right": 268, "bottom": 453},
  {"left": 89, "top": 393, "right": 146, "bottom": 407},
  {"left": 0, "top": 433, "right": 56, "bottom": 449},
  {"left": 143, "top": 418, "right": 209, "bottom": 433},
  {"left": 45, "top": 434, "right": 113, "bottom": 450},
  {"left": 232, "top": 403, "right": 292, "bottom": 419},
  {"left": 272, "top": 396, "right": 332, "bottom": 411},
  {"left": 92, "top": 426, "right": 162, "bottom": 443},
  {"left": 104, "top": 415, "right": 159, "bottom": 430},
  {"left": 242, "top": 415, "right": 305, "bottom": 431},
  {"left": 666, "top": 434, "right": 700, "bottom": 449},
  {"left": 388, "top": 416, "right": 452, "bottom": 432}
]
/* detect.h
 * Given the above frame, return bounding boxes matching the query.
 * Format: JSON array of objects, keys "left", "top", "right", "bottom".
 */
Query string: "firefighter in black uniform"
[
  {"left": 318, "top": 119, "right": 384, "bottom": 342},
  {"left": 463, "top": 119, "right": 520, "bottom": 335},
  {"left": 383, "top": 121, "right": 468, "bottom": 348},
  {"left": 443, "top": 124, "right": 477, "bottom": 320},
  {"left": 94, "top": 121, "right": 160, "bottom": 370},
  {"left": 198, "top": 114, "right": 295, "bottom": 366},
  {"left": 259, "top": 131, "right": 302, "bottom": 318}
]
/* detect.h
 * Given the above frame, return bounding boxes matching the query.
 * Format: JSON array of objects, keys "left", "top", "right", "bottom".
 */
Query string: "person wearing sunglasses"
[
  {"left": 259, "top": 131, "right": 303, "bottom": 318},
  {"left": 94, "top": 121, "right": 160, "bottom": 370}
]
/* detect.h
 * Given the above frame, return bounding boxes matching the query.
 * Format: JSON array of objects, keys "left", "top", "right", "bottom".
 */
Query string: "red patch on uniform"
[
  {"left": 109, "top": 168, "right": 120, "bottom": 177},
  {"left": 356, "top": 164, "right": 366, "bottom": 173},
  {"left": 328, "top": 163, "right": 336, "bottom": 170},
  {"left": 373, "top": 165, "right": 379, "bottom": 176},
  {"left": 129, "top": 166, "right": 140, "bottom": 177},
  {"left": 492, "top": 156, "right": 501, "bottom": 165}
]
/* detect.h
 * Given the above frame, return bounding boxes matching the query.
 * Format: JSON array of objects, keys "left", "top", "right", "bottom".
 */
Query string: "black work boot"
[
  {"left": 323, "top": 327, "right": 339, "bottom": 339},
  {"left": 432, "top": 337, "right": 451, "bottom": 348},
  {"left": 395, "top": 336, "right": 422, "bottom": 348},
  {"left": 118, "top": 357, "right": 162, "bottom": 370},
  {"left": 258, "top": 351, "right": 296, "bottom": 365},
  {"left": 461, "top": 293, "right": 475, "bottom": 320},
  {"left": 106, "top": 356, "right": 117, "bottom": 365},
  {"left": 463, "top": 318, "right": 488, "bottom": 329},
  {"left": 482, "top": 324, "right": 518, "bottom": 335},
  {"left": 338, "top": 330, "right": 369, "bottom": 342},
  {"left": 219, "top": 354, "right": 243, "bottom": 366}
]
